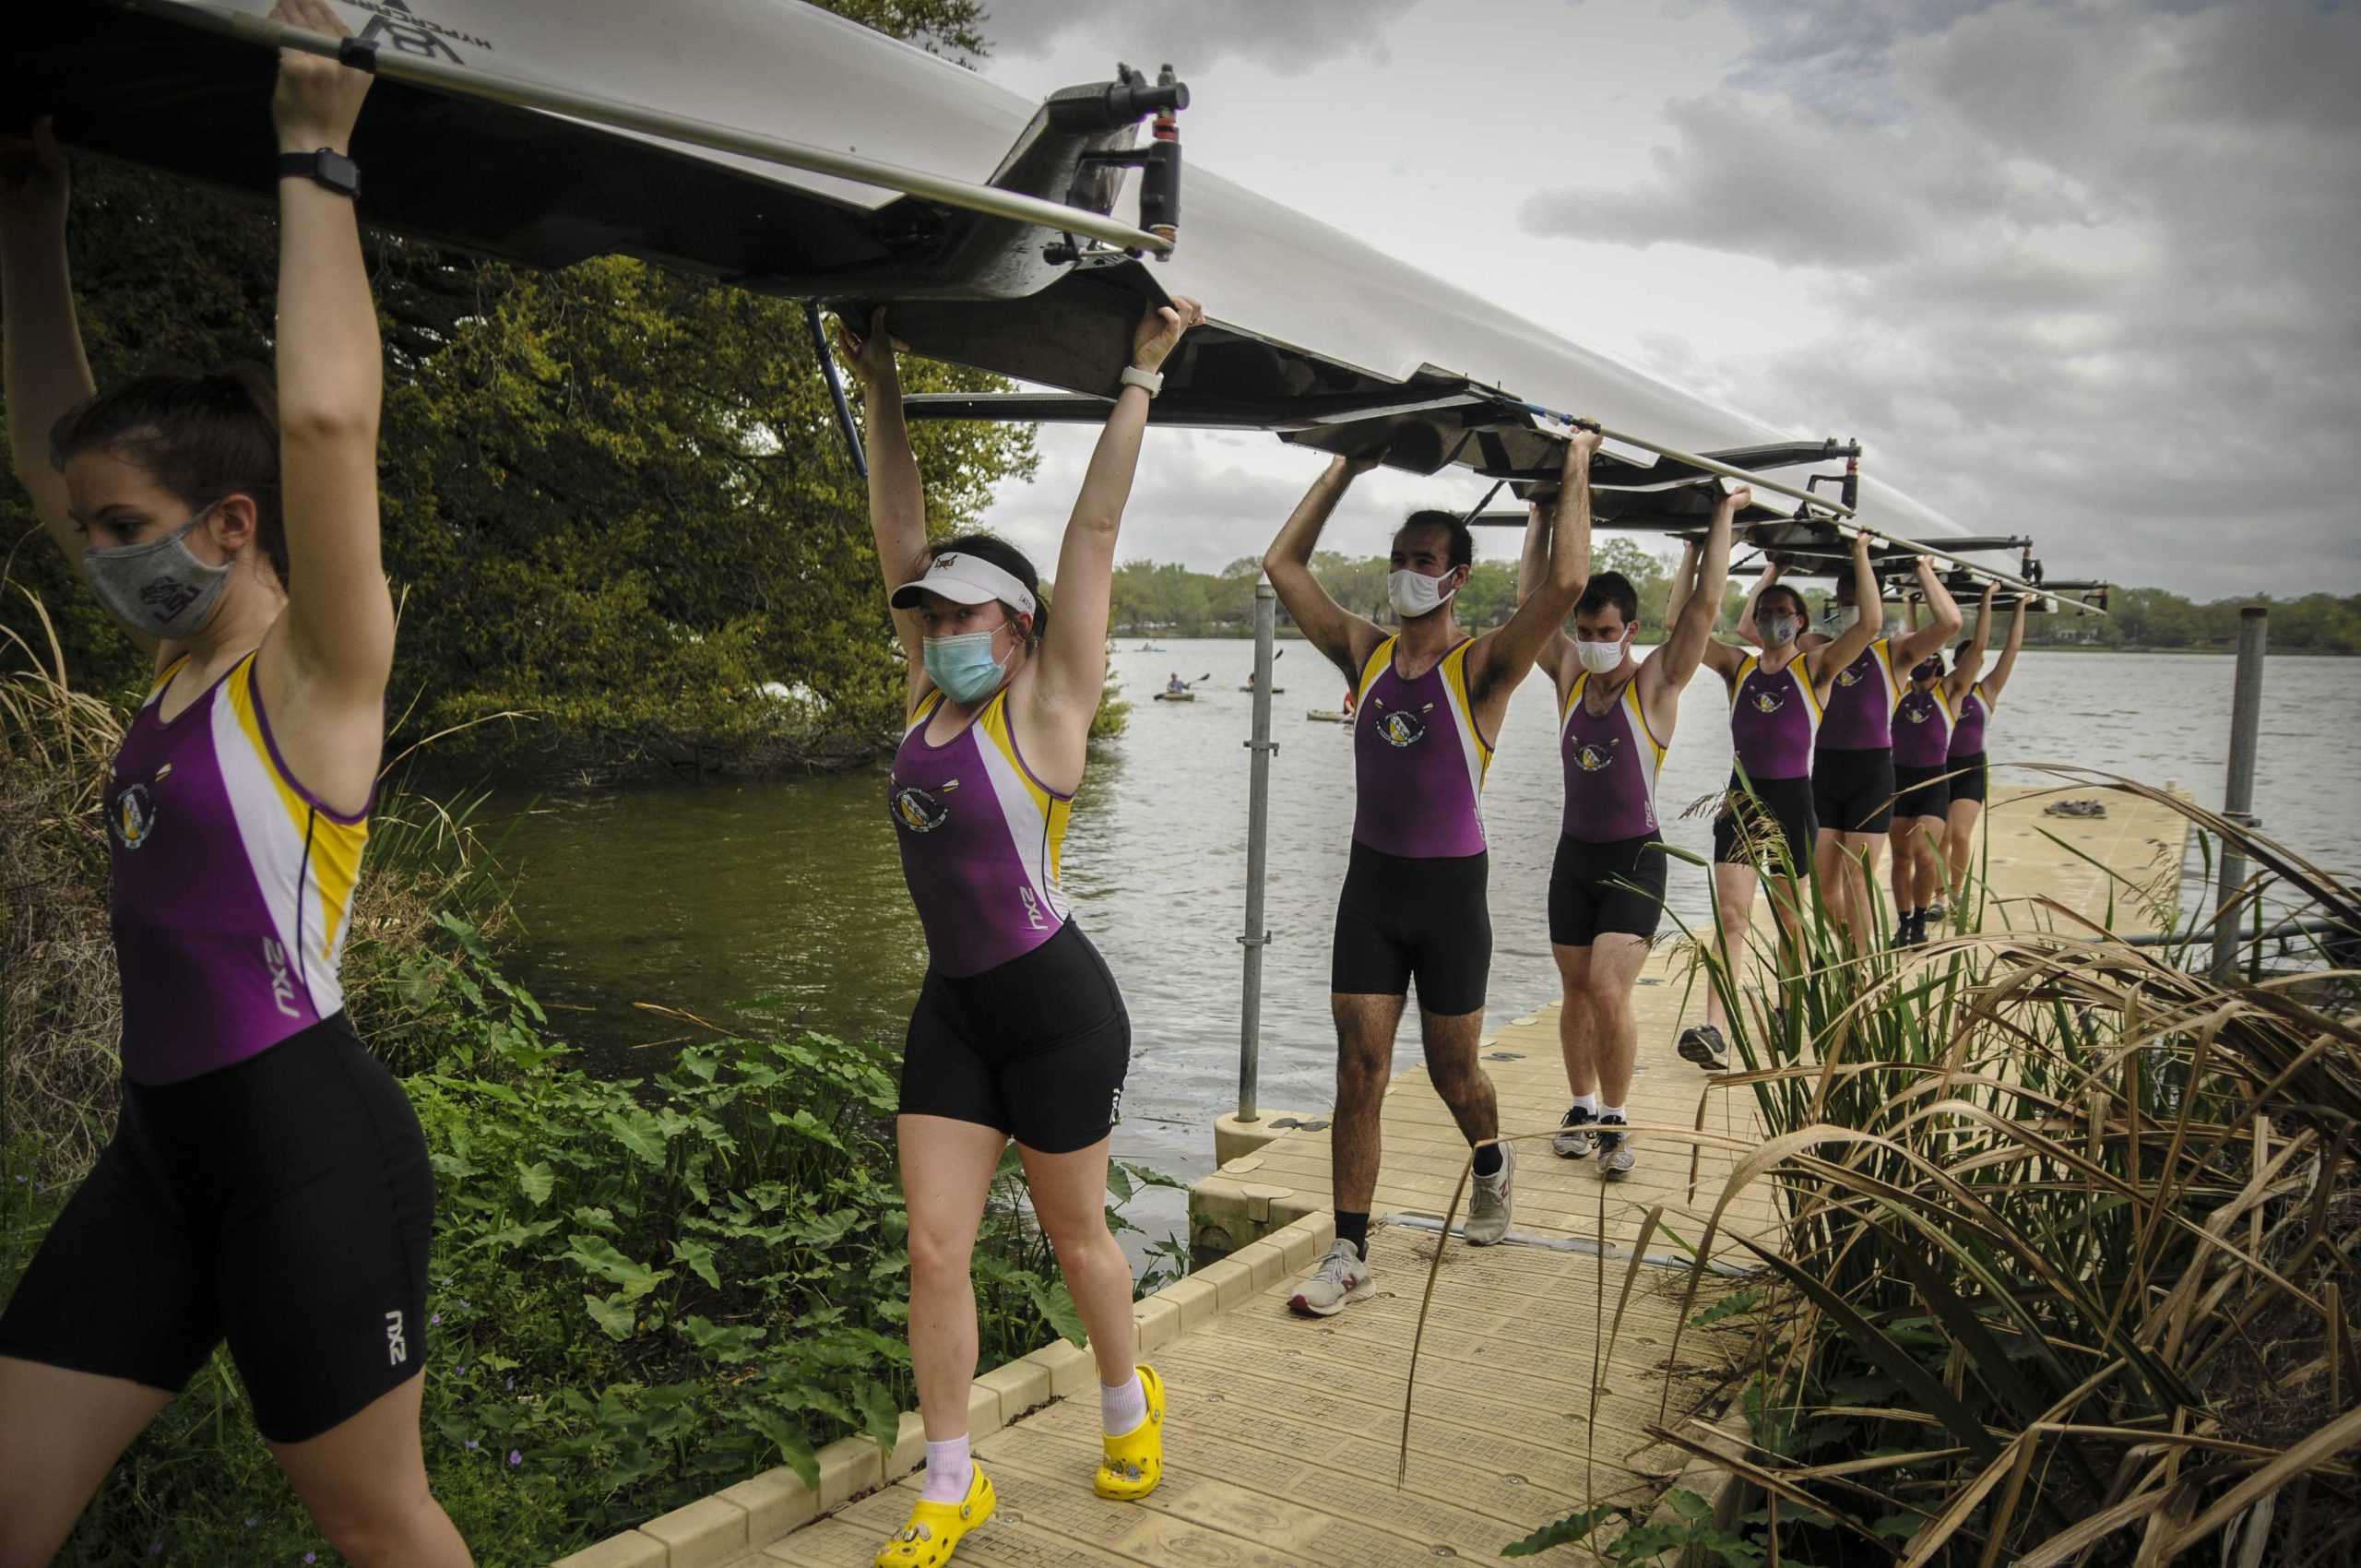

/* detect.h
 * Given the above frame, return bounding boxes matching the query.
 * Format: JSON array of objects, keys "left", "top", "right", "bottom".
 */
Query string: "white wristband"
[{"left": 1119, "top": 364, "right": 1164, "bottom": 398}]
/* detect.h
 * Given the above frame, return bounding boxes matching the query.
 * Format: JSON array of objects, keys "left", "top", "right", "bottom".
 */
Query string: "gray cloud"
[
  {"left": 1524, "top": 0, "right": 2361, "bottom": 594},
  {"left": 978, "top": 0, "right": 1420, "bottom": 71}
]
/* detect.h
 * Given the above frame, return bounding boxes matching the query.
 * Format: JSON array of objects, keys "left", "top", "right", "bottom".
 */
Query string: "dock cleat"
[
  {"left": 874, "top": 1464, "right": 994, "bottom": 1567},
  {"left": 1095, "top": 1364, "right": 1166, "bottom": 1500}
]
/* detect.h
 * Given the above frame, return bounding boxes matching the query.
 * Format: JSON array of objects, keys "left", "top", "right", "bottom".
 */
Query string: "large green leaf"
[
  {"left": 563, "top": 1236, "right": 670, "bottom": 1300},
  {"left": 747, "top": 1408, "right": 820, "bottom": 1491},
  {"left": 1026, "top": 1278, "right": 1087, "bottom": 1347},
  {"left": 602, "top": 1107, "right": 672, "bottom": 1169},
  {"left": 855, "top": 1378, "right": 904, "bottom": 1455}
]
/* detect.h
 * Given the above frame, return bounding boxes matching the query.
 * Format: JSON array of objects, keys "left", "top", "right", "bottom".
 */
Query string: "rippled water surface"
[{"left": 486, "top": 646, "right": 2361, "bottom": 1241}]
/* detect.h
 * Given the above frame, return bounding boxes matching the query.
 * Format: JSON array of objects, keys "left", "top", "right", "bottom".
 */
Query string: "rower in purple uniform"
[
  {"left": 836, "top": 292, "right": 1203, "bottom": 1567},
  {"left": 1942, "top": 584, "right": 2026, "bottom": 916},
  {"left": 1678, "top": 532, "right": 1887, "bottom": 1069},
  {"left": 1888, "top": 593, "right": 1958, "bottom": 947},
  {"left": 1738, "top": 555, "right": 1960, "bottom": 950},
  {"left": 1266, "top": 432, "right": 1596, "bottom": 1317},
  {"left": 1528, "top": 485, "right": 1738, "bottom": 1177},
  {"left": 0, "top": 9, "right": 473, "bottom": 1562}
]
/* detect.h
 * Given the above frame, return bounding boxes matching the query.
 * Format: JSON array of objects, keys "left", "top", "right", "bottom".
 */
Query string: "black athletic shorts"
[
  {"left": 1949, "top": 753, "right": 1988, "bottom": 805},
  {"left": 1548, "top": 833, "right": 1667, "bottom": 946},
  {"left": 1713, "top": 773, "right": 1817, "bottom": 875},
  {"left": 0, "top": 1015, "right": 433, "bottom": 1443},
  {"left": 901, "top": 921, "right": 1131, "bottom": 1155},
  {"left": 1892, "top": 762, "right": 1952, "bottom": 821},
  {"left": 1813, "top": 746, "right": 1897, "bottom": 836},
  {"left": 1331, "top": 842, "right": 1491, "bottom": 1015}
]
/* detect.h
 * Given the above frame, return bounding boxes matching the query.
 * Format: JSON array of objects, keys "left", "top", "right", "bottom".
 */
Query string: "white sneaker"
[
  {"left": 1465, "top": 1143, "right": 1514, "bottom": 1245},
  {"left": 1288, "top": 1241, "right": 1376, "bottom": 1317},
  {"left": 1553, "top": 1105, "right": 1596, "bottom": 1158},
  {"left": 1596, "top": 1115, "right": 1634, "bottom": 1180}
]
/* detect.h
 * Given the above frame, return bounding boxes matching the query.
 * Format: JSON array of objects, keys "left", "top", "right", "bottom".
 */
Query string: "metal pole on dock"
[
  {"left": 2210, "top": 606, "right": 2268, "bottom": 981},
  {"left": 1237, "top": 583, "right": 1278, "bottom": 1123}
]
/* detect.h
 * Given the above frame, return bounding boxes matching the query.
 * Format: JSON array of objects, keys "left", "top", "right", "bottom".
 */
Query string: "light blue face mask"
[{"left": 922, "top": 628, "right": 1010, "bottom": 703}]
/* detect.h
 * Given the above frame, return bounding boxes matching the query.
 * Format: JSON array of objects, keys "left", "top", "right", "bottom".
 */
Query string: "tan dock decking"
[{"left": 555, "top": 783, "right": 2191, "bottom": 1568}]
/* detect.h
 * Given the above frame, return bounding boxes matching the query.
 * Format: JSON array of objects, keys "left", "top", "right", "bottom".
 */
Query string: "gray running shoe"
[
  {"left": 1596, "top": 1115, "right": 1634, "bottom": 1180},
  {"left": 1465, "top": 1142, "right": 1514, "bottom": 1246},
  {"left": 1288, "top": 1241, "right": 1376, "bottom": 1317},
  {"left": 1677, "top": 1025, "right": 1730, "bottom": 1071},
  {"left": 1926, "top": 898, "right": 1947, "bottom": 927},
  {"left": 1552, "top": 1104, "right": 1596, "bottom": 1158}
]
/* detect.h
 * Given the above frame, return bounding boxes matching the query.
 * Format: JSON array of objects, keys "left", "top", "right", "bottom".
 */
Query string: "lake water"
[{"left": 484, "top": 645, "right": 2360, "bottom": 1248}]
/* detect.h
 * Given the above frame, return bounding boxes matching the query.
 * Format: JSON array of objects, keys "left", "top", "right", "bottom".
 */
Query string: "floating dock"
[{"left": 554, "top": 783, "right": 2192, "bottom": 1568}]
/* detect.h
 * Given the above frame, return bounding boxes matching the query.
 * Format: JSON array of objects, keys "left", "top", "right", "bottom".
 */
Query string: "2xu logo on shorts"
[{"left": 385, "top": 1309, "right": 409, "bottom": 1367}]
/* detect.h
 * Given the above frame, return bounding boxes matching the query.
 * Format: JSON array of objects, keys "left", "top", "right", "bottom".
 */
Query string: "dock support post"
[
  {"left": 2210, "top": 606, "right": 2268, "bottom": 981},
  {"left": 1237, "top": 583, "right": 1277, "bottom": 1123}
]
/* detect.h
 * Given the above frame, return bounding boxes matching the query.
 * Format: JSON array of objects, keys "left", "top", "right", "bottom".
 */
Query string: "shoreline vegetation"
[
  {"left": 1112, "top": 552, "right": 2361, "bottom": 655},
  {"left": 1497, "top": 777, "right": 2361, "bottom": 1565}
]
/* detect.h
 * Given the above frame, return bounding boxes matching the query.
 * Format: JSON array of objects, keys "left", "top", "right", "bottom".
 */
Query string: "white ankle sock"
[
  {"left": 922, "top": 1434, "right": 972, "bottom": 1503},
  {"left": 1101, "top": 1371, "right": 1147, "bottom": 1437},
  {"left": 1602, "top": 1104, "right": 1627, "bottom": 1123},
  {"left": 1574, "top": 1092, "right": 1600, "bottom": 1115}
]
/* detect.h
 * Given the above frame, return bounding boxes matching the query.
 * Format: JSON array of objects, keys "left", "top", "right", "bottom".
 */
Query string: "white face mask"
[
  {"left": 1388, "top": 567, "right": 1458, "bottom": 620},
  {"left": 1575, "top": 636, "right": 1627, "bottom": 673},
  {"left": 1761, "top": 612, "right": 1800, "bottom": 647}
]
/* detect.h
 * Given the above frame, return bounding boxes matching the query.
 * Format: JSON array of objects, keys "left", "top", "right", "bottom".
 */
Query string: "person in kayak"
[{"left": 836, "top": 293, "right": 1202, "bottom": 1568}]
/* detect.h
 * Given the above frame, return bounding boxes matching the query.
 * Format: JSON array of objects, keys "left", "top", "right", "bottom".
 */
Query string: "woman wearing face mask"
[
  {"left": 835, "top": 294, "right": 1201, "bottom": 1568},
  {"left": 0, "top": 8, "right": 473, "bottom": 1565},
  {"left": 1680, "top": 533, "right": 1886, "bottom": 1070},
  {"left": 1942, "top": 584, "right": 2024, "bottom": 916}
]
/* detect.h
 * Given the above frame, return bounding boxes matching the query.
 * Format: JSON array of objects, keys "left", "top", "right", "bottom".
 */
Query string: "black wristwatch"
[{"left": 276, "top": 148, "right": 362, "bottom": 198}]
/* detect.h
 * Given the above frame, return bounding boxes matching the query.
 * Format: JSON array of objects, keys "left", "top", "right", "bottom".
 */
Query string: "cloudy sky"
[{"left": 956, "top": 0, "right": 2360, "bottom": 599}]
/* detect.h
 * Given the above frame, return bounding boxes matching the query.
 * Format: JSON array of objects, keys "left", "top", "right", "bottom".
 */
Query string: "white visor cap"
[{"left": 888, "top": 551, "right": 1038, "bottom": 619}]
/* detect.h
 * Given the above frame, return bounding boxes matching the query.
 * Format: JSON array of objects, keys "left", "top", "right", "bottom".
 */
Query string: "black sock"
[
  {"left": 1472, "top": 1142, "right": 1504, "bottom": 1178},
  {"left": 1335, "top": 1210, "right": 1370, "bottom": 1259}
]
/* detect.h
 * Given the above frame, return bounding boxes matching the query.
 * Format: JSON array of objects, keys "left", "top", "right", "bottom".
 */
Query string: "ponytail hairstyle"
[
  {"left": 926, "top": 531, "right": 1048, "bottom": 644},
  {"left": 50, "top": 367, "right": 288, "bottom": 586}
]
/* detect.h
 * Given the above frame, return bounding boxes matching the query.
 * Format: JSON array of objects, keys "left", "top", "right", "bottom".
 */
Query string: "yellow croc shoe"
[
  {"left": 1094, "top": 1363, "right": 1167, "bottom": 1501},
  {"left": 874, "top": 1463, "right": 995, "bottom": 1568}
]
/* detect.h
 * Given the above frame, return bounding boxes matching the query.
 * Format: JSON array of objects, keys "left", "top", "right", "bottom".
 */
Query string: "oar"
[{"left": 1518, "top": 400, "right": 2102, "bottom": 616}]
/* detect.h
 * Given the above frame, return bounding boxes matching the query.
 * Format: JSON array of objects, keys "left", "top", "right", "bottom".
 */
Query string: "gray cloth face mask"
[
  {"left": 84, "top": 505, "right": 232, "bottom": 638},
  {"left": 1761, "top": 612, "right": 1801, "bottom": 647}
]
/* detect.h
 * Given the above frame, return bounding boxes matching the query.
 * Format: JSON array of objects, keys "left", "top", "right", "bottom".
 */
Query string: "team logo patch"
[
  {"left": 1750, "top": 689, "right": 1786, "bottom": 714},
  {"left": 1573, "top": 741, "right": 1618, "bottom": 772},
  {"left": 1377, "top": 709, "right": 1427, "bottom": 748},
  {"left": 113, "top": 783, "right": 158, "bottom": 850},
  {"left": 890, "top": 781, "right": 950, "bottom": 833},
  {"left": 1904, "top": 705, "right": 1932, "bottom": 724},
  {"left": 1835, "top": 665, "right": 1864, "bottom": 688}
]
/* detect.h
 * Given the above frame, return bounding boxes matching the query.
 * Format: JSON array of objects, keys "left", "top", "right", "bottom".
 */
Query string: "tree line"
[{"left": 1109, "top": 552, "right": 2359, "bottom": 654}]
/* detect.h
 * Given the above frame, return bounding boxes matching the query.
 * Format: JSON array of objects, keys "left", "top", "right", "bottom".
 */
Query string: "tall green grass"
[{"left": 1469, "top": 776, "right": 2359, "bottom": 1565}]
